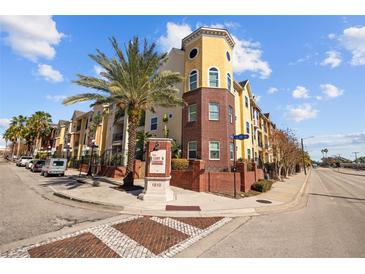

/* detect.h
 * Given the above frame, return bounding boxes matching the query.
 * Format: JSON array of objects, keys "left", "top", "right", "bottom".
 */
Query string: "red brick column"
[
  {"left": 192, "top": 160, "right": 205, "bottom": 192},
  {"left": 237, "top": 162, "right": 247, "bottom": 192},
  {"left": 253, "top": 162, "right": 257, "bottom": 182}
]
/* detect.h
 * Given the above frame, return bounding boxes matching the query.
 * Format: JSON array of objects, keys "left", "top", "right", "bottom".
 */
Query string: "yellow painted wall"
[{"left": 184, "top": 35, "right": 233, "bottom": 92}]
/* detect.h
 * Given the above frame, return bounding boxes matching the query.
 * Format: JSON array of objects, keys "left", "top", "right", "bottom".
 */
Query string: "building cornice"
[{"left": 182, "top": 27, "right": 235, "bottom": 49}]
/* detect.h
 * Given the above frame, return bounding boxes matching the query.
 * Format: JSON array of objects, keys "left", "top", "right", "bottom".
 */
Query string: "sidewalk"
[
  {"left": 334, "top": 167, "right": 365, "bottom": 177},
  {"left": 52, "top": 168, "right": 310, "bottom": 217}
]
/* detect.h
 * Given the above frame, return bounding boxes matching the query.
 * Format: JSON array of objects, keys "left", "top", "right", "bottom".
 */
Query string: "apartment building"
[
  {"left": 41, "top": 26, "right": 276, "bottom": 170},
  {"left": 145, "top": 26, "right": 275, "bottom": 170}
]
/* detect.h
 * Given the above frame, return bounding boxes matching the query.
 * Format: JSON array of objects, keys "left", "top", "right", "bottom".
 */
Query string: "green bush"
[
  {"left": 171, "top": 158, "right": 189, "bottom": 170},
  {"left": 251, "top": 180, "right": 273, "bottom": 192}
]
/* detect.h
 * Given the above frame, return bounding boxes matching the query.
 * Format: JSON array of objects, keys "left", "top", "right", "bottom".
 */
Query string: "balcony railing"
[{"left": 113, "top": 133, "right": 124, "bottom": 142}]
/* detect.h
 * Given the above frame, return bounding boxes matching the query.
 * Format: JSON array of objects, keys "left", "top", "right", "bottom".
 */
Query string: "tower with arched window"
[{"left": 181, "top": 27, "right": 236, "bottom": 170}]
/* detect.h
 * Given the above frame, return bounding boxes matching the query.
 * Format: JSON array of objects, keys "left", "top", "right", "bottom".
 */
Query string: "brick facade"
[{"left": 182, "top": 87, "right": 236, "bottom": 171}]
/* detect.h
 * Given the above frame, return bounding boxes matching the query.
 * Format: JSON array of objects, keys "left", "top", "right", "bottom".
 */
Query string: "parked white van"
[{"left": 41, "top": 158, "right": 67, "bottom": 177}]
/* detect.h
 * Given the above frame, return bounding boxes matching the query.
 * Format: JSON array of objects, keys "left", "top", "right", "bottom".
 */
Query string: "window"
[
  {"left": 188, "top": 104, "right": 197, "bottom": 122},
  {"left": 189, "top": 70, "right": 198, "bottom": 91},
  {"left": 228, "top": 106, "right": 233, "bottom": 123},
  {"left": 209, "top": 103, "right": 219, "bottom": 120},
  {"left": 246, "top": 122, "right": 250, "bottom": 134},
  {"left": 230, "top": 143, "right": 235, "bottom": 160},
  {"left": 247, "top": 148, "right": 251, "bottom": 160},
  {"left": 227, "top": 73, "right": 232, "bottom": 91},
  {"left": 189, "top": 48, "right": 198, "bottom": 59},
  {"left": 245, "top": 96, "right": 249, "bottom": 108},
  {"left": 209, "top": 141, "right": 220, "bottom": 160},
  {"left": 226, "top": 51, "right": 231, "bottom": 61},
  {"left": 188, "top": 142, "right": 197, "bottom": 159},
  {"left": 150, "top": 117, "right": 157, "bottom": 130},
  {"left": 208, "top": 67, "right": 219, "bottom": 87}
]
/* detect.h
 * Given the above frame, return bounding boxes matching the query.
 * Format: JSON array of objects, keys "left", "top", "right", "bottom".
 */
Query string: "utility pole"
[
  {"left": 353, "top": 152, "right": 359, "bottom": 170},
  {"left": 301, "top": 138, "right": 306, "bottom": 175}
]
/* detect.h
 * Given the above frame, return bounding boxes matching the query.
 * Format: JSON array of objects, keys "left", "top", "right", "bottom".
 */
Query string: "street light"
[{"left": 301, "top": 136, "right": 314, "bottom": 175}]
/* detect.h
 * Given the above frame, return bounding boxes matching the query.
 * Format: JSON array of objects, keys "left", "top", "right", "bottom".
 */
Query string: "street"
[
  {"left": 198, "top": 168, "right": 365, "bottom": 257},
  {"left": 0, "top": 159, "right": 118, "bottom": 245}
]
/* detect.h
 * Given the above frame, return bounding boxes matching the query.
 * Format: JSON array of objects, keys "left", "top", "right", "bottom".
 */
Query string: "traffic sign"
[{"left": 230, "top": 134, "right": 250, "bottom": 140}]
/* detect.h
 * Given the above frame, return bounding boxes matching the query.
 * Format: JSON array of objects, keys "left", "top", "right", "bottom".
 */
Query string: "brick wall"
[
  {"left": 170, "top": 160, "right": 264, "bottom": 196},
  {"left": 79, "top": 160, "right": 142, "bottom": 179},
  {"left": 170, "top": 170, "right": 194, "bottom": 190}
]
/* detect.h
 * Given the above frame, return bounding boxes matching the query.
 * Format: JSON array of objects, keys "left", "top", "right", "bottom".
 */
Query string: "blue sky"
[{"left": 0, "top": 16, "right": 364, "bottom": 160}]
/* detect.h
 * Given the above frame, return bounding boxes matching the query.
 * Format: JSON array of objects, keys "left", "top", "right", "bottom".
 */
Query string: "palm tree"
[
  {"left": 324, "top": 148, "right": 328, "bottom": 158},
  {"left": 3, "top": 125, "right": 17, "bottom": 159},
  {"left": 321, "top": 149, "right": 324, "bottom": 160},
  {"left": 63, "top": 37, "right": 183, "bottom": 186},
  {"left": 10, "top": 115, "right": 27, "bottom": 157},
  {"left": 27, "top": 111, "right": 52, "bottom": 153}
]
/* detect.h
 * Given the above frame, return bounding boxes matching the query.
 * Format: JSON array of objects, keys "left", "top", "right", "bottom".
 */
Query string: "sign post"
[
  {"left": 230, "top": 134, "right": 250, "bottom": 198},
  {"left": 138, "top": 138, "right": 174, "bottom": 202}
]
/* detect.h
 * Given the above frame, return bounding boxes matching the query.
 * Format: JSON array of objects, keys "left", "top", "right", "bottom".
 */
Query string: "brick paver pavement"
[{"left": 0, "top": 215, "right": 231, "bottom": 258}]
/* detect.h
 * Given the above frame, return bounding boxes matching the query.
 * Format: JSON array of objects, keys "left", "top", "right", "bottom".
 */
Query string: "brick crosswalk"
[{"left": 0, "top": 216, "right": 231, "bottom": 258}]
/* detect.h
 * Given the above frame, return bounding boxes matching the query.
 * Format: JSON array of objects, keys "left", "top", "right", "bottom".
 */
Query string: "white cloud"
[
  {"left": 0, "top": 118, "right": 10, "bottom": 128},
  {"left": 320, "top": 84, "right": 344, "bottom": 98},
  {"left": 158, "top": 22, "right": 271, "bottom": 79},
  {"left": 267, "top": 87, "right": 279, "bottom": 94},
  {"left": 321, "top": 50, "right": 342, "bottom": 68},
  {"left": 289, "top": 55, "right": 311, "bottom": 65},
  {"left": 37, "top": 64, "right": 64, "bottom": 82},
  {"left": 328, "top": 33, "right": 336, "bottom": 40},
  {"left": 292, "top": 86, "right": 310, "bottom": 99},
  {"left": 0, "top": 16, "right": 64, "bottom": 61},
  {"left": 46, "top": 94, "right": 67, "bottom": 102},
  {"left": 93, "top": 65, "right": 106, "bottom": 76},
  {"left": 158, "top": 22, "right": 192, "bottom": 52},
  {"left": 339, "top": 25, "right": 365, "bottom": 65},
  {"left": 285, "top": 104, "right": 318, "bottom": 122},
  {"left": 305, "top": 132, "right": 365, "bottom": 161},
  {"left": 316, "top": 96, "right": 323, "bottom": 101},
  {"left": 232, "top": 35, "right": 271, "bottom": 79}
]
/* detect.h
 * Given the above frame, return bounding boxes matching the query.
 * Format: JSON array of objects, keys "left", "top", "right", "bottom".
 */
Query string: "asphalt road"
[
  {"left": 199, "top": 168, "right": 365, "bottom": 257},
  {"left": 0, "top": 159, "right": 118, "bottom": 245}
]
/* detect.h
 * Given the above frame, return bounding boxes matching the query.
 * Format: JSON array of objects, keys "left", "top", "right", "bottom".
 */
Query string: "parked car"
[
  {"left": 31, "top": 160, "right": 46, "bottom": 172},
  {"left": 25, "top": 159, "right": 37, "bottom": 169},
  {"left": 41, "top": 158, "right": 67, "bottom": 177},
  {"left": 16, "top": 156, "right": 33, "bottom": 167}
]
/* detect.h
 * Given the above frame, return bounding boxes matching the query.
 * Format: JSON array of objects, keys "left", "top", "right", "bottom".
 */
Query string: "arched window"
[
  {"left": 189, "top": 70, "right": 198, "bottom": 91},
  {"left": 208, "top": 67, "right": 219, "bottom": 88},
  {"left": 227, "top": 73, "right": 232, "bottom": 91}
]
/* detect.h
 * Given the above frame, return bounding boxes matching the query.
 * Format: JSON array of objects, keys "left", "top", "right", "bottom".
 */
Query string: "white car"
[
  {"left": 41, "top": 158, "right": 67, "bottom": 177},
  {"left": 16, "top": 156, "right": 33, "bottom": 167},
  {"left": 25, "top": 159, "right": 37, "bottom": 169}
]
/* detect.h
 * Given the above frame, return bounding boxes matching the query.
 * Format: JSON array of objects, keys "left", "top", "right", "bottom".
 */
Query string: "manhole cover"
[{"left": 256, "top": 199, "right": 272, "bottom": 204}]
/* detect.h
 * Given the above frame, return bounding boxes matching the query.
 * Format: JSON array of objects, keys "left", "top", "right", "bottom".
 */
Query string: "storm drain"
[{"left": 256, "top": 199, "right": 272, "bottom": 204}]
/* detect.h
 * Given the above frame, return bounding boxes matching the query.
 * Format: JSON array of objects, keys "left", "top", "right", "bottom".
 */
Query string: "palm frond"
[{"left": 63, "top": 93, "right": 107, "bottom": 105}]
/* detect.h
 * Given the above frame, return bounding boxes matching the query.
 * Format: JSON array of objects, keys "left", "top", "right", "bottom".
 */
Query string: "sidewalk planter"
[{"left": 170, "top": 160, "right": 264, "bottom": 196}]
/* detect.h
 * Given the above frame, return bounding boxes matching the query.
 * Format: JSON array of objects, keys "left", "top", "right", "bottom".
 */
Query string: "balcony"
[{"left": 253, "top": 118, "right": 259, "bottom": 128}]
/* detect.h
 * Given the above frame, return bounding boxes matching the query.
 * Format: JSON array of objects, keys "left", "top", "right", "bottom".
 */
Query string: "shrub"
[
  {"left": 251, "top": 180, "right": 273, "bottom": 192},
  {"left": 171, "top": 158, "right": 189, "bottom": 170}
]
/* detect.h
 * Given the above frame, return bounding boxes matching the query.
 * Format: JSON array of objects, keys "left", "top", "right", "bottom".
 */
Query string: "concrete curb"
[{"left": 52, "top": 170, "right": 311, "bottom": 217}]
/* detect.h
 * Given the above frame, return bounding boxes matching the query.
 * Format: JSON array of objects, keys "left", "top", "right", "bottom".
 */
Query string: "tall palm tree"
[
  {"left": 27, "top": 111, "right": 52, "bottom": 153},
  {"left": 10, "top": 115, "right": 27, "bottom": 157},
  {"left": 63, "top": 37, "right": 183, "bottom": 186},
  {"left": 324, "top": 148, "right": 328, "bottom": 158},
  {"left": 3, "top": 125, "right": 17, "bottom": 158}
]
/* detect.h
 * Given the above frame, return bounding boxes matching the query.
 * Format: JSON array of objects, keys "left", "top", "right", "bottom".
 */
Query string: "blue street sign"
[{"left": 230, "top": 134, "right": 250, "bottom": 140}]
